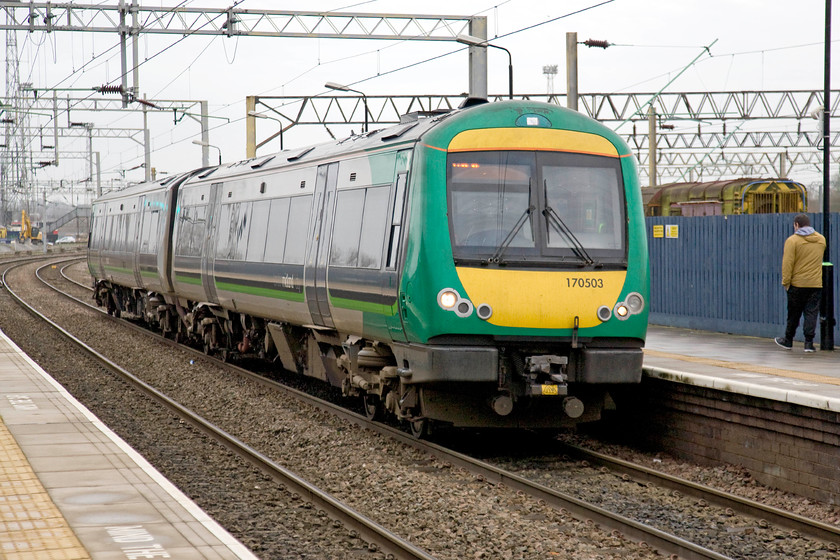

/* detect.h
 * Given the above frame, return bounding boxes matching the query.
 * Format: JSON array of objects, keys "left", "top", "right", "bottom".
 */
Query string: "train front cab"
[{"left": 395, "top": 102, "right": 649, "bottom": 429}]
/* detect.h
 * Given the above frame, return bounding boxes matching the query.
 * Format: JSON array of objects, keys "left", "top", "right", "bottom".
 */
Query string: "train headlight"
[
  {"left": 438, "top": 289, "right": 459, "bottom": 309},
  {"left": 625, "top": 292, "right": 645, "bottom": 314},
  {"left": 614, "top": 303, "right": 630, "bottom": 320}
]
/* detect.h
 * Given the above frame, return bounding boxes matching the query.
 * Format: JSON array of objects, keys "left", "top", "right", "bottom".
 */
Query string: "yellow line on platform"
[
  {"left": 643, "top": 348, "right": 840, "bottom": 387},
  {"left": 0, "top": 417, "right": 90, "bottom": 560}
]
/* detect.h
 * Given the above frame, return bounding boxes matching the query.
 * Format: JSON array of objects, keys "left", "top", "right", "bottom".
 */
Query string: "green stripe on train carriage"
[
  {"left": 104, "top": 265, "right": 133, "bottom": 275},
  {"left": 328, "top": 294, "right": 398, "bottom": 316},
  {"left": 214, "top": 280, "right": 305, "bottom": 302},
  {"left": 174, "top": 273, "right": 203, "bottom": 286}
]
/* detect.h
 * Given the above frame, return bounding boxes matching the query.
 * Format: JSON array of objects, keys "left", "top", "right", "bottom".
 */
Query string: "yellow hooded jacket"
[{"left": 781, "top": 228, "right": 826, "bottom": 289}]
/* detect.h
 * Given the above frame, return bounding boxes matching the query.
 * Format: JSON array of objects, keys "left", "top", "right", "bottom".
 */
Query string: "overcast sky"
[{"left": 6, "top": 0, "right": 838, "bottom": 203}]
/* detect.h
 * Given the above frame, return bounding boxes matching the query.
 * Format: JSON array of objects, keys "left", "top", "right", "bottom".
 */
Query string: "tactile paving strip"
[{"left": 0, "top": 418, "right": 90, "bottom": 560}]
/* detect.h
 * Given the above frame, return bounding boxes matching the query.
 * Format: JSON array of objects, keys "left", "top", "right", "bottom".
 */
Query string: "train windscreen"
[{"left": 447, "top": 151, "right": 626, "bottom": 266}]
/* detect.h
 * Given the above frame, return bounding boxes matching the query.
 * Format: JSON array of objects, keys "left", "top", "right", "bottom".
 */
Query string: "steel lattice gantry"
[
  {"left": 246, "top": 90, "right": 840, "bottom": 182},
  {"left": 0, "top": 3, "right": 489, "bottom": 99}
]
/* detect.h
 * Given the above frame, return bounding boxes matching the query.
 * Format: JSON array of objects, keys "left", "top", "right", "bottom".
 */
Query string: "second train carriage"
[{"left": 89, "top": 99, "right": 649, "bottom": 433}]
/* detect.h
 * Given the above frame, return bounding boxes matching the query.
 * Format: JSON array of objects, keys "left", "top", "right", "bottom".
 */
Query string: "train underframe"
[{"left": 95, "top": 281, "right": 642, "bottom": 436}]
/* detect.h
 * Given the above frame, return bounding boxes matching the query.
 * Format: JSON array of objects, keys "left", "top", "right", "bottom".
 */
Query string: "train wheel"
[
  {"left": 363, "top": 394, "right": 382, "bottom": 421},
  {"left": 409, "top": 418, "right": 428, "bottom": 439}
]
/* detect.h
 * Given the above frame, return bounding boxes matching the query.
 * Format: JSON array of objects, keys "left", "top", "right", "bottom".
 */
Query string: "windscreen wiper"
[
  {"left": 543, "top": 204, "right": 595, "bottom": 266},
  {"left": 489, "top": 205, "right": 534, "bottom": 263}
]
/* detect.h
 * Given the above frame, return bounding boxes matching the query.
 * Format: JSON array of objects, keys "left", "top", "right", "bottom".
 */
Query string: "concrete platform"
[
  {"left": 644, "top": 325, "right": 840, "bottom": 413},
  {"left": 0, "top": 328, "right": 258, "bottom": 560}
]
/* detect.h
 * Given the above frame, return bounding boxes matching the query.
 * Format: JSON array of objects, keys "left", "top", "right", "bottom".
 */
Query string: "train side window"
[
  {"left": 386, "top": 172, "right": 408, "bottom": 269},
  {"left": 148, "top": 211, "right": 160, "bottom": 254},
  {"left": 215, "top": 204, "right": 234, "bottom": 259},
  {"left": 187, "top": 205, "right": 207, "bottom": 257},
  {"left": 235, "top": 202, "right": 253, "bottom": 260},
  {"left": 174, "top": 206, "right": 191, "bottom": 256},
  {"left": 264, "top": 198, "right": 291, "bottom": 263},
  {"left": 283, "top": 195, "right": 312, "bottom": 265},
  {"left": 126, "top": 211, "right": 138, "bottom": 252},
  {"left": 246, "top": 201, "right": 271, "bottom": 262},
  {"left": 330, "top": 189, "right": 365, "bottom": 267},
  {"left": 358, "top": 186, "right": 389, "bottom": 269}
]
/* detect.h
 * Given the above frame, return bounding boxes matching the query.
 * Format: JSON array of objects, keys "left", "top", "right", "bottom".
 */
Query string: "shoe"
[
  {"left": 774, "top": 337, "right": 792, "bottom": 350},
  {"left": 804, "top": 342, "right": 816, "bottom": 353}
]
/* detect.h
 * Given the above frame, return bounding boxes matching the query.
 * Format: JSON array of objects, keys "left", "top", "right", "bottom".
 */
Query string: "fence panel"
[{"left": 646, "top": 213, "right": 840, "bottom": 341}]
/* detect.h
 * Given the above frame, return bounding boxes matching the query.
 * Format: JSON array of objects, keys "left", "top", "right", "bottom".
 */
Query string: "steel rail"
[
  {"left": 37, "top": 259, "right": 736, "bottom": 560},
  {"left": 4, "top": 258, "right": 439, "bottom": 560},
  {"left": 556, "top": 442, "right": 840, "bottom": 546}
]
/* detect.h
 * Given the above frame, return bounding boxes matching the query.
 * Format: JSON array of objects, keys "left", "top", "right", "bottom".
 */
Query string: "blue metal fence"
[{"left": 646, "top": 213, "right": 840, "bottom": 342}]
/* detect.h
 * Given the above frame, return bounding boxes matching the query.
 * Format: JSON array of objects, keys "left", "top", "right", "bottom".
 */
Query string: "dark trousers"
[{"left": 785, "top": 286, "right": 822, "bottom": 343}]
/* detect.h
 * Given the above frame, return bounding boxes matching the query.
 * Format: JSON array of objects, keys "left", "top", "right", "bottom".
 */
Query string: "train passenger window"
[
  {"left": 357, "top": 186, "right": 389, "bottom": 269},
  {"left": 215, "top": 204, "right": 233, "bottom": 259},
  {"left": 140, "top": 211, "right": 159, "bottom": 254},
  {"left": 174, "top": 208, "right": 190, "bottom": 256},
  {"left": 233, "top": 202, "right": 252, "bottom": 260},
  {"left": 330, "top": 189, "right": 365, "bottom": 267},
  {"left": 176, "top": 205, "right": 208, "bottom": 257},
  {"left": 246, "top": 201, "right": 270, "bottom": 262},
  {"left": 283, "top": 196, "right": 312, "bottom": 265},
  {"left": 126, "top": 213, "right": 138, "bottom": 252},
  {"left": 264, "top": 198, "right": 291, "bottom": 263},
  {"left": 148, "top": 211, "right": 160, "bottom": 254}
]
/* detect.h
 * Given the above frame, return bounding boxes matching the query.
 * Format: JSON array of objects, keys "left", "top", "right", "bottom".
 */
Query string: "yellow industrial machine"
[
  {"left": 18, "top": 210, "right": 42, "bottom": 243},
  {"left": 643, "top": 178, "right": 807, "bottom": 217}
]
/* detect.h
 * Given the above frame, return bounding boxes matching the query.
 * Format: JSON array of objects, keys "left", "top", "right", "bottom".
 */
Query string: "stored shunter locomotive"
[{"left": 88, "top": 99, "right": 649, "bottom": 436}]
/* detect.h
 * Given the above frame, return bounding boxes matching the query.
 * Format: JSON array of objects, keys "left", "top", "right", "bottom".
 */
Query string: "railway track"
[{"left": 4, "top": 254, "right": 839, "bottom": 560}]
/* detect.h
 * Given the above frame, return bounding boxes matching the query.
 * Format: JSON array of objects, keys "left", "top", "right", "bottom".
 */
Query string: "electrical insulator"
[
  {"left": 583, "top": 39, "right": 610, "bottom": 49},
  {"left": 97, "top": 84, "right": 124, "bottom": 94}
]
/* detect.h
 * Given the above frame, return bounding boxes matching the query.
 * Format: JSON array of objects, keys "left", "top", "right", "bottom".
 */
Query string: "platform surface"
[
  {"left": 0, "top": 328, "right": 258, "bottom": 560},
  {"left": 644, "top": 325, "right": 840, "bottom": 412}
]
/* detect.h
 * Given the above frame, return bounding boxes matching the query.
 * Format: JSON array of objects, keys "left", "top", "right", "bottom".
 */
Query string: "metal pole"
[
  {"left": 119, "top": 0, "right": 129, "bottom": 107},
  {"left": 131, "top": 0, "right": 139, "bottom": 100},
  {"left": 566, "top": 32, "right": 578, "bottom": 111},
  {"left": 143, "top": 97, "right": 151, "bottom": 182},
  {"left": 245, "top": 96, "right": 257, "bottom": 158},
  {"left": 648, "top": 106, "right": 657, "bottom": 189},
  {"left": 200, "top": 100, "right": 210, "bottom": 166},
  {"left": 467, "top": 16, "right": 488, "bottom": 99},
  {"left": 52, "top": 91, "right": 59, "bottom": 165},
  {"left": 820, "top": 0, "right": 834, "bottom": 350},
  {"left": 87, "top": 127, "right": 93, "bottom": 189},
  {"left": 95, "top": 152, "right": 101, "bottom": 198}
]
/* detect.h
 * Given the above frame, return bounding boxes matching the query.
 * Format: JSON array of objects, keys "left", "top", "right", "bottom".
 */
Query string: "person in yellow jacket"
[{"left": 775, "top": 214, "right": 826, "bottom": 352}]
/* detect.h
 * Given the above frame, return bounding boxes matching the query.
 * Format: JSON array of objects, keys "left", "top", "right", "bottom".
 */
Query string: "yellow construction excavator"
[{"left": 20, "top": 210, "right": 42, "bottom": 244}]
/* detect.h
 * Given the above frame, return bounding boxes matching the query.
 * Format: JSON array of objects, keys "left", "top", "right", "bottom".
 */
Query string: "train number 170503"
[{"left": 566, "top": 278, "right": 604, "bottom": 288}]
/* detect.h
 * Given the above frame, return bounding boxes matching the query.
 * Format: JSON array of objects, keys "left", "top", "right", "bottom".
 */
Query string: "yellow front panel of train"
[{"left": 455, "top": 268, "right": 626, "bottom": 329}]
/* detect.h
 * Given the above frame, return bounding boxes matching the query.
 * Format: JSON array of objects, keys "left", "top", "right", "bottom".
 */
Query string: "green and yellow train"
[{"left": 88, "top": 99, "right": 649, "bottom": 434}]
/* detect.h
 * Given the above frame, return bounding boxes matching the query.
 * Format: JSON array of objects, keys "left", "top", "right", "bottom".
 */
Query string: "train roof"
[{"left": 94, "top": 98, "right": 633, "bottom": 203}]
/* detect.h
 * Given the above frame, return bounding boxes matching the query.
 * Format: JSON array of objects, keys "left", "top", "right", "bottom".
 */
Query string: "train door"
[
  {"left": 201, "top": 182, "right": 223, "bottom": 303},
  {"left": 304, "top": 162, "right": 339, "bottom": 328}
]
